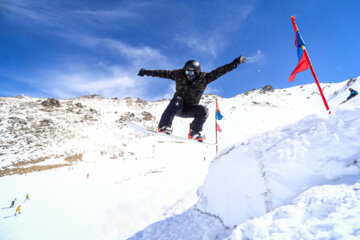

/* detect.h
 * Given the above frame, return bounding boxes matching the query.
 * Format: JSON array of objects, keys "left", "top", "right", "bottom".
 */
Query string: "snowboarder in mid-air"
[
  {"left": 138, "top": 56, "right": 247, "bottom": 142},
  {"left": 341, "top": 88, "right": 358, "bottom": 104}
]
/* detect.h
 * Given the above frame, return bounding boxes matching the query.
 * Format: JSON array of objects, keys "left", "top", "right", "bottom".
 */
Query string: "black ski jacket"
[{"left": 141, "top": 58, "right": 243, "bottom": 105}]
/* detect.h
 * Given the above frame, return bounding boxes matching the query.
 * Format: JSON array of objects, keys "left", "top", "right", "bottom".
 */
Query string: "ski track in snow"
[{"left": 256, "top": 151, "right": 273, "bottom": 213}]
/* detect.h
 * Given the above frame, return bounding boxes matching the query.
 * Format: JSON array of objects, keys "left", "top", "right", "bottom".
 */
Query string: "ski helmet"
[{"left": 183, "top": 60, "right": 201, "bottom": 81}]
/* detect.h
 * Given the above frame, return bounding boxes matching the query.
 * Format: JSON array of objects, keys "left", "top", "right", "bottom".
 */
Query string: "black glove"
[
  {"left": 138, "top": 68, "right": 146, "bottom": 77},
  {"left": 233, "top": 56, "right": 247, "bottom": 66}
]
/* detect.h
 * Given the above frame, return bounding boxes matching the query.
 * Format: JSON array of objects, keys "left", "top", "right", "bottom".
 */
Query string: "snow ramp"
[
  {"left": 128, "top": 106, "right": 360, "bottom": 239},
  {"left": 197, "top": 106, "right": 360, "bottom": 228}
]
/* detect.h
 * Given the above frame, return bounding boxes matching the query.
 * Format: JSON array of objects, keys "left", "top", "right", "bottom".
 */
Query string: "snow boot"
[
  {"left": 188, "top": 125, "right": 205, "bottom": 142},
  {"left": 158, "top": 126, "right": 172, "bottom": 135}
]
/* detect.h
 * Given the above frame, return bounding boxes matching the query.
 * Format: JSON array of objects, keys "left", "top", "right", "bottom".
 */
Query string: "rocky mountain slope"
[{"left": 0, "top": 80, "right": 351, "bottom": 178}]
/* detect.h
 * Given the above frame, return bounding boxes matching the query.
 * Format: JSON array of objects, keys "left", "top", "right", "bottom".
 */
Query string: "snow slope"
[
  {"left": 1, "top": 77, "right": 360, "bottom": 239},
  {"left": 229, "top": 183, "right": 360, "bottom": 239},
  {"left": 198, "top": 104, "right": 360, "bottom": 226},
  {"left": 130, "top": 78, "right": 360, "bottom": 239}
]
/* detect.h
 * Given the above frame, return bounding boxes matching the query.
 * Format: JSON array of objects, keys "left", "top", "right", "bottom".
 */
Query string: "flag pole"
[
  {"left": 215, "top": 98, "right": 219, "bottom": 154},
  {"left": 291, "top": 16, "right": 331, "bottom": 114}
]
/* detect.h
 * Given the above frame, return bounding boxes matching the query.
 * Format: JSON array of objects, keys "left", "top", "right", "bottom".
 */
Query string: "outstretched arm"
[
  {"left": 138, "top": 68, "right": 182, "bottom": 81},
  {"left": 204, "top": 56, "right": 247, "bottom": 84}
]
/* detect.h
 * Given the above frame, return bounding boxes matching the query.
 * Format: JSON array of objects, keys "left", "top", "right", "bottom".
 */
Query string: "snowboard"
[{"left": 127, "top": 122, "right": 215, "bottom": 146}]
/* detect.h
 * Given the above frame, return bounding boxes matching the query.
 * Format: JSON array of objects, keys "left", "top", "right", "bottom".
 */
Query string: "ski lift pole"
[{"left": 291, "top": 16, "right": 331, "bottom": 114}]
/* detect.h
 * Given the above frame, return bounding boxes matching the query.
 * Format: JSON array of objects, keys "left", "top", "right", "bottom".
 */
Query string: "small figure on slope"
[
  {"left": 9, "top": 198, "right": 16, "bottom": 208},
  {"left": 342, "top": 88, "right": 358, "bottom": 104},
  {"left": 25, "top": 194, "right": 30, "bottom": 202},
  {"left": 15, "top": 205, "right": 21, "bottom": 216},
  {"left": 138, "top": 56, "right": 246, "bottom": 142}
]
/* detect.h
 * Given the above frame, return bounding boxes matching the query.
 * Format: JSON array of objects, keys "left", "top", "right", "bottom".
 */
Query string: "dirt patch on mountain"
[
  {"left": 0, "top": 154, "right": 82, "bottom": 177},
  {"left": 64, "top": 154, "right": 83, "bottom": 163},
  {"left": 0, "top": 163, "right": 71, "bottom": 177},
  {"left": 12, "top": 157, "right": 49, "bottom": 167},
  {"left": 41, "top": 98, "right": 61, "bottom": 107}
]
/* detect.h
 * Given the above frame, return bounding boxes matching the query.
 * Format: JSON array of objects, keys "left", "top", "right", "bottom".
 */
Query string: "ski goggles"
[{"left": 185, "top": 70, "right": 195, "bottom": 76}]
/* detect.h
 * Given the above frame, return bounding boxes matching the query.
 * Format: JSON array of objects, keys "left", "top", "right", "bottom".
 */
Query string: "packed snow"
[
  {"left": 229, "top": 183, "right": 360, "bottom": 239},
  {"left": 1, "top": 77, "right": 360, "bottom": 239}
]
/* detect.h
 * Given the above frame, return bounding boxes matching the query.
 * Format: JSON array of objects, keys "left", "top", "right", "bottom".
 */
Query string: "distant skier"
[
  {"left": 9, "top": 199, "right": 15, "bottom": 208},
  {"left": 15, "top": 205, "right": 21, "bottom": 216},
  {"left": 138, "top": 56, "right": 247, "bottom": 141},
  {"left": 25, "top": 194, "right": 30, "bottom": 201},
  {"left": 342, "top": 88, "right": 358, "bottom": 104}
]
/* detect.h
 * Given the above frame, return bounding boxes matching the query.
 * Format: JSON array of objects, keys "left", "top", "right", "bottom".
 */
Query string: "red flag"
[
  {"left": 289, "top": 16, "right": 331, "bottom": 114},
  {"left": 216, "top": 122, "right": 222, "bottom": 132},
  {"left": 289, "top": 31, "right": 310, "bottom": 81}
]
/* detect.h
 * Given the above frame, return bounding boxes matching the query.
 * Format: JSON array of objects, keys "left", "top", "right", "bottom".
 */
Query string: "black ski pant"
[{"left": 158, "top": 95, "right": 209, "bottom": 133}]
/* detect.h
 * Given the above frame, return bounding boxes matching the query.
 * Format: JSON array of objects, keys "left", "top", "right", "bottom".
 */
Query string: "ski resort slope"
[
  {"left": 0, "top": 77, "right": 360, "bottom": 240},
  {"left": 130, "top": 78, "right": 360, "bottom": 239}
]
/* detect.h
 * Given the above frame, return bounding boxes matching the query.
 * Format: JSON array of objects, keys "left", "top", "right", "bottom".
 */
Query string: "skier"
[
  {"left": 345, "top": 88, "right": 358, "bottom": 102},
  {"left": 25, "top": 194, "right": 30, "bottom": 201},
  {"left": 15, "top": 205, "right": 21, "bottom": 216},
  {"left": 138, "top": 56, "right": 247, "bottom": 141},
  {"left": 9, "top": 199, "right": 15, "bottom": 208}
]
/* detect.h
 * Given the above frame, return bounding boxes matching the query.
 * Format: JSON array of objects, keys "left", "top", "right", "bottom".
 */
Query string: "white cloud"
[
  {"left": 174, "top": 35, "right": 219, "bottom": 57},
  {"left": 73, "top": 9, "right": 139, "bottom": 20},
  {"left": 0, "top": 61, "right": 145, "bottom": 99},
  {"left": 204, "top": 86, "right": 221, "bottom": 95},
  {"left": 1, "top": 1, "right": 68, "bottom": 28},
  {"left": 0, "top": 0, "right": 173, "bottom": 99},
  {"left": 174, "top": 2, "right": 255, "bottom": 57},
  {"left": 0, "top": 0, "right": 144, "bottom": 27},
  {"left": 1, "top": 0, "right": 256, "bottom": 100},
  {"left": 98, "top": 39, "right": 170, "bottom": 68},
  {"left": 1, "top": 37, "right": 171, "bottom": 99},
  {"left": 39, "top": 65, "right": 143, "bottom": 99}
]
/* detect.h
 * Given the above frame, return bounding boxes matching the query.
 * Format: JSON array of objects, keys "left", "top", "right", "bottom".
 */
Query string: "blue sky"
[{"left": 0, "top": 0, "right": 359, "bottom": 100}]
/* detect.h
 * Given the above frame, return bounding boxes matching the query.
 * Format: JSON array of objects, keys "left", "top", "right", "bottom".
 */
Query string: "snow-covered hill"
[
  {"left": 198, "top": 104, "right": 360, "bottom": 236},
  {"left": 1, "top": 77, "right": 359, "bottom": 239}
]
